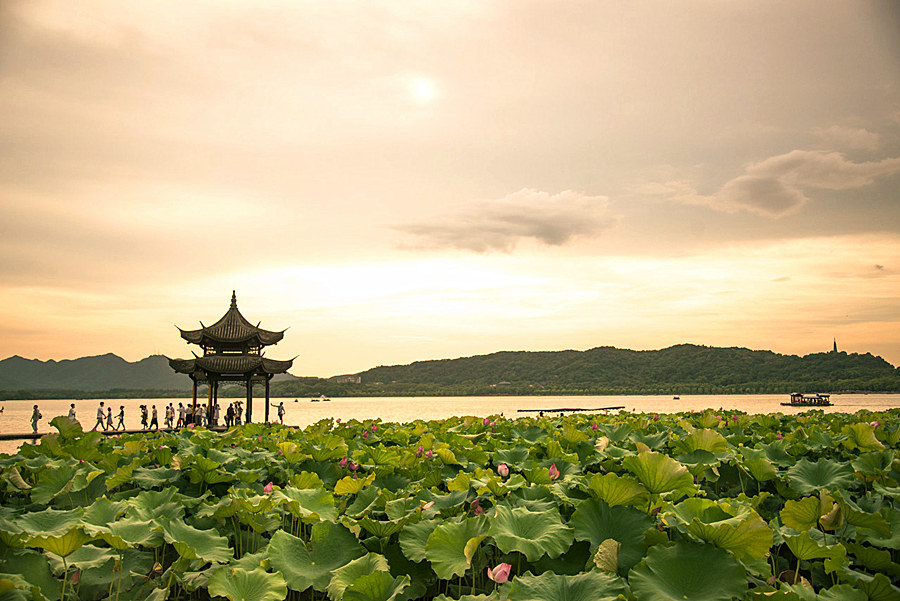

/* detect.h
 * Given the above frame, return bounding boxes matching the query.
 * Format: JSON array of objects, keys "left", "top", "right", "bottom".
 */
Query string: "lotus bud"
[
  {"left": 416, "top": 445, "right": 424, "bottom": 457},
  {"left": 653, "top": 414, "right": 659, "bottom": 421},
  {"left": 421, "top": 501, "right": 435, "bottom": 510},
  {"left": 425, "top": 449, "right": 433, "bottom": 459},
  {"left": 591, "top": 422, "right": 599, "bottom": 431},
  {"left": 497, "top": 463, "right": 509, "bottom": 477},
  {"left": 339, "top": 457, "right": 348, "bottom": 468},
  {"left": 336, "top": 418, "right": 341, "bottom": 423},
  {"left": 362, "top": 430, "right": 369, "bottom": 439},
  {"left": 487, "top": 563, "right": 512, "bottom": 583},
  {"left": 263, "top": 482, "right": 274, "bottom": 494},
  {"left": 776, "top": 433, "right": 783, "bottom": 440},
  {"left": 473, "top": 504, "right": 484, "bottom": 515},
  {"left": 548, "top": 463, "right": 560, "bottom": 480},
  {"left": 483, "top": 417, "right": 491, "bottom": 426},
  {"left": 371, "top": 424, "right": 378, "bottom": 432},
  {"left": 348, "top": 461, "right": 358, "bottom": 471},
  {"left": 870, "top": 420, "right": 880, "bottom": 427}
]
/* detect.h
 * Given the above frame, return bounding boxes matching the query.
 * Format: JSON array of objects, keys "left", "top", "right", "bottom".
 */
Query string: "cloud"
[
  {"left": 666, "top": 150, "right": 900, "bottom": 217},
  {"left": 394, "top": 189, "right": 616, "bottom": 252},
  {"left": 814, "top": 125, "right": 880, "bottom": 151}
]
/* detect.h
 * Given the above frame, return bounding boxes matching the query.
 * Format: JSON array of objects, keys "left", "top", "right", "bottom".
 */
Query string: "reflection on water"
[{"left": 1, "top": 393, "right": 898, "bottom": 455}]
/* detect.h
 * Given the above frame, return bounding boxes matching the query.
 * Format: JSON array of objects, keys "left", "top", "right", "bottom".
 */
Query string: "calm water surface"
[{"left": 1, "top": 393, "right": 898, "bottom": 454}]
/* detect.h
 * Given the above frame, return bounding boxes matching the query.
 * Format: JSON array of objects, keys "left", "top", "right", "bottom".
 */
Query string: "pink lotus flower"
[
  {"left": 362, "top": 431, "right": 369, "bottom": 439},
  {"left": 277, "top": 448, "right": 283, "bottom": 455},
  {"left": 348, "top": 461, "right": 358, "bottom": 471},
  {"left": 415, "top": 445, "right": 424, "bottom": 457},
  {"left": 497, "top": 463, "right": 509, "bottom": 477},
  {"left": 483, "top": 417, "right": 491, "bottom": 426},
  {"left": 336, "top": 418, "right": 341, "bottom": 423},
  {"left": 371, "top": 424, "right": 378, "bottom": 432},
  {"left": 870, "top": 421, "right": 880, "bottom": 428},
  {"left": 470, "top": 498, "right": 483, "bottom": 515},
  {"left": 263, "top": 482, "right": 274, "bottom": 494},
  {"left": 425, "top": 449, "right": 433, "bottom": 459},
  {"left": 548, "top": 463, "right": 560, "bottom": 480},
  {"left": 653, "top": 414, "right": 659, "bottom": 421},
  {"left": 339, "top": 457, "right": 348, "bottom": 468},
  {"left": 591, "top": 422, "right": 599, "bottom": 431},
  {"left": 487, "top": 563, "right": 512, "bottom": 584},
  {"left": 776, "top": 433, "right": 783, "bottom": 440}
]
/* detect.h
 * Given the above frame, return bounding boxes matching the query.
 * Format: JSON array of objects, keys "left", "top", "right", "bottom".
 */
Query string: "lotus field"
[{"left": 1, "top": 408, "right": 900, "bottom": 601}]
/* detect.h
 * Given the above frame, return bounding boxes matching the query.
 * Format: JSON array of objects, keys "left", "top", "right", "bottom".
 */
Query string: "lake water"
[{"left": 1, "top": 393, "right": 898, "bottom": 455}]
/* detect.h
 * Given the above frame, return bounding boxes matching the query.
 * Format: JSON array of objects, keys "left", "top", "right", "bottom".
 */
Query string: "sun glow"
[{"left": 409, "top": 77, "right": 437, "bottom": 103}]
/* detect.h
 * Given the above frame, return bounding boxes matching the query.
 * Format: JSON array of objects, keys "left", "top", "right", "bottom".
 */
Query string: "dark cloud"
[
  {"left": 668, "top": 149, "right": 900, "bottom": 217},
  {"left": 394, "top": 189, "right": 616, "bottom": 252}
]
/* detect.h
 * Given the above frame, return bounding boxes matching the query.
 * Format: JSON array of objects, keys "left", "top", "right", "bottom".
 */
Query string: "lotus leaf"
[
  {"left": 326, "top": 553, "right": 390, "bottom": 601},
  {"left": 623, "top": 450, "right": 697, "bottom": 497},
  {"left": 342, "top": 571, "right": 410, "bottom": 601},
  {"left": 0, "top": 549, "right": 62, "bottom": 601},
  {"left": 488, "top": 504, "right": 574, "bottom": 562},
  {"left": 739, "top": 447, "right": 778, "bottom": 482},
  {"left": 855, "top": 506, "right": 900, "bottom": 549},
  {"left": 506, "top": 570, "right": 625, "bottom": 601},
  {"left": 335, "top": 474, "right": 376, "bottom": 496},
  {"left": 838, "top": 569, "right": 900, "bottom": 601},
  {"left": 842, "top": 423, "right": 885, "bottom": 452},
  {"left": 425, "top": 515, "right": 489, "bottom": 579},
  {"left": 571, "top": 497, "right": 652, "bottom": 573},
  {"left": 267, "top": 522, "right": 365, "bottom": 592},
  {"left": 399, "top": 518, "right": 440, "bottom": 562},
  {"left": 666, "top": 497, "right": 772, "bottom": 561},
  {"left": 629, "top": 541, "right": 748, "bottom": 601},
  {"left": 132, "top": 466, "right": 182, "bottom": 489},
  {"left": 780, "top": 495, "right": 827, "bottom": 532},
  {"left": 47, "top": 543, "right": 115, "bottom": 570},
  {"left": 786, "top": 458, "right": 855, "bottom": 496},
  {"left": 355, "top": 515, "right": 410, "bottom": 538},
  {"left": 845, "top": 542, "right": 900, "bottom": 578},
  {"left": 159, "top": 518, "right": 232, "bottom": 564},
  {"left": 585, "top": 472, "right": 650, "bottom": 508},
  {"left": 126, "top": 488, "right": 185, "bottom": 521},
  {"left": 207, "top": 567, "right": 287, "bottom": 601},
  {"left": 851, "top": 450, "right": 894, "bottom": 480},
  {"left": 592, "top": 538, "right": 620, "bottom": 573},
  {"left": 783, "top": 530, "right": 846, "bottom": 572},
  {"left": 274, "top": 487, "right": 337, "bottom": 522},
  {"left": 29, "top": 463, "right": 78, "bottom": 505},
  {"left": 670, "top": 428, "right": 729, "bottom": 455}
]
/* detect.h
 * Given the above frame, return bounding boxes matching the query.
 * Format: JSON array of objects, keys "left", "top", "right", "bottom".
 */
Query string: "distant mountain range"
[{"left": 1, "top": 345, "right": 898, "bottom": 399}]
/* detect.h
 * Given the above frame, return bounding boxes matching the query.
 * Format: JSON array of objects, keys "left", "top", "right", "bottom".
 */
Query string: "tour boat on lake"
[{"left": 781, "top": 393, "right": 832, "bottom": 407}]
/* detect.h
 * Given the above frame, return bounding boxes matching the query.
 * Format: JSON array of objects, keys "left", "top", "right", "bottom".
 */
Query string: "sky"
[{"left": 2, "top": 1, "right": 900, "bottom": 377}]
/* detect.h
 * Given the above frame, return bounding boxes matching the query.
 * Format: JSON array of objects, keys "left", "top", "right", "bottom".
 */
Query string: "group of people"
[{"left": 27, "top": 398, "right": 288, "bottom": 434}]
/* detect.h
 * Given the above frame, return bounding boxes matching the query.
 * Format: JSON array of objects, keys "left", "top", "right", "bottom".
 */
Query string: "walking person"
[
  {"left": 176, "top": 402, "right": 185, "bottom": 428},
  {"left": 67, "top": 403, "right": 77, "bottom": 422},
  {"left": 91, "top": 401, "right": 105, "bottom": 431},
  {"left": 115, "top": 405, "right": 125, "bottom": 431},
  {"left": 31, "top": 405, "right": 42, "bottom": 434},
  {"left": 149, "top": 405, "right": 159, "bottom": 431},
  {"left": 165, "top": 403, "right": 173, "bottom": 429},
  {"left": 140, "top": 405, "right": 148, "bottom": 430},
  {"left": 105, "top": 406, "right": 114, "bottom": 431}
]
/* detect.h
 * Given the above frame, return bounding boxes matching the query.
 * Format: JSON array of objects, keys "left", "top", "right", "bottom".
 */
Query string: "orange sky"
[{"left": 1, "top": 1, "right": 900, "bottom": 376}]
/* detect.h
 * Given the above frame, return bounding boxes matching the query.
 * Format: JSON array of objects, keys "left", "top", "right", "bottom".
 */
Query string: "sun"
[{"left": 409, "top": 77, "right": 437, "bottom": 103}]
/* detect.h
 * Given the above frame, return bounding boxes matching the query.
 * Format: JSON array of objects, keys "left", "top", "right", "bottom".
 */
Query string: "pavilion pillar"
[
  {"left": 206, "top": 380, "right": 214, "bottom": 426},
  {"left": 192, "top": 379, "right": 198, "bottom": 407},
  {"left": 246, "top": 378, "right": 252, "bottom": 424},
  {"left": 265, "top": 376, "right": 271, "bottom": 423}
]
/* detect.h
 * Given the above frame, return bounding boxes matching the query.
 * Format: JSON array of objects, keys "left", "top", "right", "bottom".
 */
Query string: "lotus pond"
[{"left": 1, "top": 409, "right": 899, "bottom": 601}]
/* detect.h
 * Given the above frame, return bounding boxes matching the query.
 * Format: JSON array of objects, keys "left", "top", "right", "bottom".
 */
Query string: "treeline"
[{"left": 2, "top": 344, "right": 899, "bottom": 400}]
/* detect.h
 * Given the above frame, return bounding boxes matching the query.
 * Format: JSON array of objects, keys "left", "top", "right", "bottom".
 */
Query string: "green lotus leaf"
[
  {"left": 0, "top": 514, "right": 27, "bottom": 548},
  {"left": 506, "top": 570, "right": 625, "bottom": 601},
  {"left": 666, "top": 497, "right": 772, "bottom": 561},
  {"left": 399, "top": 518, "right": 440, "bottom": 563},
  {"left": 98, "top": 516, "right": 162, "bottom": 550},
  {"left": 839, "top": 569, "right": 900, "bottom": 601},
  {"left": 842, "top": 423, "right": 885, "bottom": 452},
  {"left": 593, "top": 539, "right": 620, "bottom": 573},
  {"left": 571, "top": 497, "right": 653, "bottom": 573},
  {"left": 132, "top": 466, "right": 182, "bottom": 489},
  {"left": 783, "top": 530, "right": 846, "bottom": 570},
  {"left": 289, "top": 471, "right": 326, "bottom": 489},
  {"left": 159, "top": 518, "right": 232, "bottom": 564},
  {"left": 342, "top": 571, "right": 410, "bottom": 601},
  {"left": 488, "top": 504, "right": 574, "bottom": 562},
  {"left": 29, "top": 463, "right": 77, "bottom": 505},
  {"left": 629, "top": 541, "right": 747, "bottom": 601},
  {"left": 670, "top": 428, "right": 729, "bottom": 455},
  {"left": 355, "top": 515, "right": 410, "bottom": 538},
  {"left": 424, "top": 515, "right": 489, "bottom": 579},
  {"left": 0, "top": 572, "right": 37, "bottom": 601},
  {"left": 18, "top": 506, "right": 82, "bottom": 535},
  {"left": 761, "top": 439, "right": 796, "bottom": 468},
  {"left": 786, "top": 458, "right": 855, "bottom": 496},
  {"left": 207, "top": 567, "right": 287, "bottom": 601},
  {"left": 845, "top": 542, "right": 900, "bottom": 578},
  {"left": 493, "top": 446, "right": 531, "bottom": 467},
  {"left": 855, "top": 506, "right": 900, "bottom": 549},
  {"left": 623, "top": 451, "right": 697, "bottom": 497},
  {"left": 326, "top": 553, "right": 390, "bottom": 601},
  {"left": 834, "top": 489, "right": 891, "bottom": 536},
  {"left": 126, "top": 488, "right": 185, "bottom": 521},
  {"left": 780, "top": 496, "right": 826, "bottom": 532},
  {"left": 0, "top": 548, "right": 62, "bottom": 601},
  {"left": 273, "top": 487, "right": 338, "bottom": 522},
  {"left": 4, "top": 466, "right": 32, "bottom": 491},
  {"left": 851, "top": 450, "right": 894, "bottom": 479},
  {"left": 585, "top": 472, "right": 650, "bottom": 508},
  {"left": 739, "top": 447, "right": 778, "bottom": 482},
  {"left": 27, "top": 526, "right": 92, "bottom": 559},
  {"left": 267, "top": 522, "right": 365, "bottom": 593},
  {"left": 81, "top": 496, "right": 126, "bottom": 535},
  {"left": 334, "top": 474, "right": 376, "bottom": 496}
]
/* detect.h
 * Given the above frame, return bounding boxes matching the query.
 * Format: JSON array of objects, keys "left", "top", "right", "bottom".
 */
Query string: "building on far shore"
[{"left": 167, "top": 292, "right": 293, "bottom": 424}]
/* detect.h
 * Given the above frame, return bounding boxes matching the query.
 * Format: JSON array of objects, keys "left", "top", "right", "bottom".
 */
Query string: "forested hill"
[{"left": 340, "top": 344, "right": 900, "bottom": 396}]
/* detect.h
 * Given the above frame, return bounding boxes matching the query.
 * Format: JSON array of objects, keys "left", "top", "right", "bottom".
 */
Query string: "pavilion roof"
[
  {"left": 178, "top": 291, "right": 286, "bottom": 346},
  {"left": 168, "top": 354, "right": 293, "bottom": 376}
]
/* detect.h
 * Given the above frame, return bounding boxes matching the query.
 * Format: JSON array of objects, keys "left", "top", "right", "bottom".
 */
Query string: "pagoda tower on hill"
[{"left": 168, "top": 291, "right": 293, "bottom": 424}]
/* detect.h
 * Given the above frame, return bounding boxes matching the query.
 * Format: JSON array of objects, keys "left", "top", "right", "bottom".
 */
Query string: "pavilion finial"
[{"left": 231, "top": 290, "right": 237, "bottom": 309}]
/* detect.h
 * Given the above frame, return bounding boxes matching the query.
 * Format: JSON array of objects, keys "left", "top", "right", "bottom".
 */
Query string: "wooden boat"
[{"left": 781, "top": 393, "right": 832, "bottom": 407}]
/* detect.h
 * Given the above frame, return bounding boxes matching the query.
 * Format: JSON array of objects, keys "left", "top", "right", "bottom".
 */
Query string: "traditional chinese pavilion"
[{"left": 168, "top": 292, "right": 293, "bottom": 424}]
